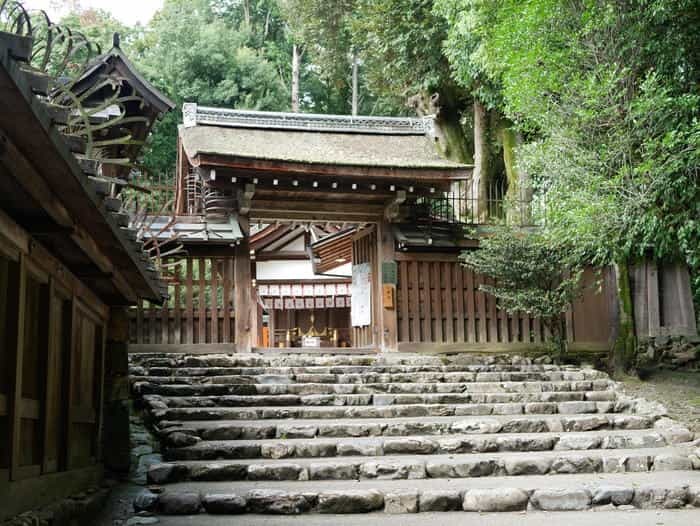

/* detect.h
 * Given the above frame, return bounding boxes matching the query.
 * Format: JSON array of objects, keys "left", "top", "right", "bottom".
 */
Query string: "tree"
[
  {"left": 126, "top": 0, "right": 291, "bottom": 176},
  {"left": 352, "top": 0, "right": 472, "bottom": 163},
  {"left": 461, "top": 228, "right": 584, "bottom": 356},
  {"left": 443, "top": 0, "right": 700, "bottom": 364}
]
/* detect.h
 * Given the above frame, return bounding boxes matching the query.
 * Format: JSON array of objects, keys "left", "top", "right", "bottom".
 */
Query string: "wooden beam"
[
  {"left": 194, "top": 153, "right": 471, "bottom": 183},
  {"left": 377, "top": 221, "right": 398, "bottom": 352},
  {"left": 0, "top": 130, "right": 74, "bottom": 228},
  {"left": 250, "top": 200, "right": 384, "bottom": 220},
  {"left": 9, "top": 254, "right": 26, "bottom": 481},
  {"left": 0, "top": 132, "right": 139, "bottom": 303},
  {"left": 234, "top": 219, "right": 253, "bottom": 352}
]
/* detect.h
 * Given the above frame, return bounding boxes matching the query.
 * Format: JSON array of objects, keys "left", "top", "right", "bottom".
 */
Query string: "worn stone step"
[
  {"left": 146, "top": 446, "right": 694, "bottom": 484},
  {"left": 134, "top": 375, "right": 612, "bottom": 392},
  {"left": 129, "top": 353, "right": 550, "bottom": 369},
  {"left": 145, "top": 391, "right": 616, "bottom": 410},
  {"left": 151, "top": 399, "right": 623, "bottom": 421},
  {"left": 162, "top": 429, "right": 673, "bottom": 461},
  {"left": 136, "top": 470, "right": 700, "bottom": 515},
  {"left": 129, "top": 368, "right": 606, "bottom": 384},
  {"left": 161, "top": 414, "right": 658, "bottom": 440},
  {"left": 135, "top": 380, "right": 614, "bottom": 397},
  {"left": 129, "top": 362, "right": 593, "bottom": 377}
]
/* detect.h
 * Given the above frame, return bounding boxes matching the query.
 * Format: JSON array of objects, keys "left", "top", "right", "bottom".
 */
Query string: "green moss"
[{"left": 611, "top": 261, "right": 637, "bottom": 375}]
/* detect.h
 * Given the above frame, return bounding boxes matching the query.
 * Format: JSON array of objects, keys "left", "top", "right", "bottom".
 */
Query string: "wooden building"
[
  {"left": 132, "top": 104, "right": 696, "bottom": 355},
  {"left": 132, "top": 103, "right": 606, "bottom": 352},
  {"left": 131, "top": 220, "right": 354, "bottom": 349},
  {"left": 0, "top": 11, "right": 172, "bottom": 520}
]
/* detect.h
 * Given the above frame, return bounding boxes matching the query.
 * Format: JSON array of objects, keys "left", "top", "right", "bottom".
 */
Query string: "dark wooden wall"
[
  {"left": 0, "top": 211, "right": 107, "bottom": 510},
  {"left": 129, "top": 257, "right": 236, "bottom": 344}
]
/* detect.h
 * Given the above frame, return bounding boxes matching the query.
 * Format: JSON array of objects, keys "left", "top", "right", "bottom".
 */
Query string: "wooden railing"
[{"left": 129, "top": 256, "right": 236, "bottom": 344}]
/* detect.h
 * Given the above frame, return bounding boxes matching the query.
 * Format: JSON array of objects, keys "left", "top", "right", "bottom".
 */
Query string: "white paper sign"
[
  {"left": 302, "top": 336, "right": 321, "bottom": 347},
  {"left": 351, "top": 263, "right": 372, "bottom": 327}
]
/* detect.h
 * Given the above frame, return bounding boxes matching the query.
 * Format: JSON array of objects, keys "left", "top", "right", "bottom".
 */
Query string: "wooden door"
[
  {"left": 66, "top": 303, "right": 105, "bottom": 469},
  {"left": 0, "top": 249, "right": 19, "bottom": 482},
  {"left": 11, "top": 259, "right": 50, "bottom": 481}
]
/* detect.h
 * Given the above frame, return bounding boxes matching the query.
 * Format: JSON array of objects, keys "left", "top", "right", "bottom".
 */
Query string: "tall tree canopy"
[{"left": 59, "top": 0, "right": 699, "bottom": 312}]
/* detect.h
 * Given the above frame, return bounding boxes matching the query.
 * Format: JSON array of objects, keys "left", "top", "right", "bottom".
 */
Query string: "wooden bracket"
[
  {"left": 384, "top": 190, "right": 406, "bottom": 222},
  {"left": 237, "top": 183, "right": 255, "bottom": 215}
]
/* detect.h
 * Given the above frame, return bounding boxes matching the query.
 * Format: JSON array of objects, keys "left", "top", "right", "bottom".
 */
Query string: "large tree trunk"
[
  {"left": 291, "top": 45, "right": 301, "bottom": 112},
  {"left": 407, "top": 90, "right": 471, "bottom": 164},
  {"left": 500, "top": 122, "right": 531, "bottom": 225},
  {"left": 472, "top": 99, "right": 491, "bottom": 222},
  {"left": 351, "top": 52, "right": 359, "bottom": 116},
  {"left": 407, "top": 88, "right": 471, "bottom": 221},
  {"left": 611, "top": 261, "right": 637, "bottom": 374}
]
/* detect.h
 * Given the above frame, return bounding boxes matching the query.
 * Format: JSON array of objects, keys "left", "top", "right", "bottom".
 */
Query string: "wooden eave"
[
  {"left": 190, "top": 153, "right": 471, "bottom": 186},
  {"left": 0, "top": 38, "right": 164, "bottom": 304},
  {"left": 310, "top": 228, "right": 355, "bottom": 274},
  {"left": 72, "top": 47, "right": 175, "bottom": 114}
]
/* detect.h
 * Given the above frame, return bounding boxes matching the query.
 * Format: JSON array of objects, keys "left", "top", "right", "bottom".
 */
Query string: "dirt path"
[{"left": 619, "top": 370, "right": 700, "bottom": 433}]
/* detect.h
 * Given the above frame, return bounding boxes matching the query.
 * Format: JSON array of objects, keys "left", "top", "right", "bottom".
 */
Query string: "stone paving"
[{"left": 125, "top": 352, "right": 700, "bottom": 521}]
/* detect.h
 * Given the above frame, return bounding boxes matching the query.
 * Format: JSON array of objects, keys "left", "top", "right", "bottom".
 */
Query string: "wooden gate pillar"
[
  {"left": 377, "top": 221, "right": 398, "bottom": 352},
  {"left": 235, "top": 218, "right": 256, "bottom": 352}
]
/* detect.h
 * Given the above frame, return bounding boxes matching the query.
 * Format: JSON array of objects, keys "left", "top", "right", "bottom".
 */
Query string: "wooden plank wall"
[
  {"left": 129, "top": 257, "right": 236, "bottom": 344},
  {"left": 352, "top": 229, "right": 377, "bottom": 347},
  {"left": 0, "top": 213, "right": 108, "bottom": 486},
  {"left": 396, "top": 255, "right": 612, "bottom": 346},
  {"left": 397, "top": 257, "right": 548, "bottom": 345}
]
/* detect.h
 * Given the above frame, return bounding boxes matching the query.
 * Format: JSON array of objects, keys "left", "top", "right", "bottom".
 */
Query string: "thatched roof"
[{"left": 179, "top": 109, "right": 470, "bottom": 170}]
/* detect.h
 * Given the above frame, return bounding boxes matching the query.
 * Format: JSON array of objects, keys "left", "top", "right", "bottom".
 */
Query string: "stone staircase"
[{"left": 127, "top": 352, "right": 700, "bottom": 518}]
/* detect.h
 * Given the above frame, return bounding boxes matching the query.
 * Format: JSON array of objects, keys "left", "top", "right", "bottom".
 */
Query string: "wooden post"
[
  {"left": 377, "top": 221, "right": 398, "bottom": 352},
  {"left": 8, "top": 254, "right": 25, "bottom": 481},
  {"left": 235, "top": 218, "right": 253, "bottom": 352}
]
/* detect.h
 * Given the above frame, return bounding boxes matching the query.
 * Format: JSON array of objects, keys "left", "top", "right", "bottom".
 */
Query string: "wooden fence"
[
  {"left": 129, "top": 257, "right": 236, "bottom": 344},
  {"left": 351, "top": 229, "right": 377, "bottom": 347},
  {"left": 396, "top": 257, "right": 612, "bottom": 347},
  {"left": 396, "top": 259, "right": 548, "bottom": 345}
]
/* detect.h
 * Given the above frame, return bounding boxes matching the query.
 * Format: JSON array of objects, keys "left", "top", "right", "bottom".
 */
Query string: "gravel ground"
[
  {"left": 157, "top": 510, "right": 700, "bottom": 526},
  {"left": 94, "top": 482, "right": 145, "bottom": 526},
  {"left": 619, "top": 370, "right": 700, "bottom": 433}
]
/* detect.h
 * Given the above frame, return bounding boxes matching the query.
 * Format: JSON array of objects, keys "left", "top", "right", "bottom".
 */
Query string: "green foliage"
[
  {"left": 352, "top": 0, "right": 451, "bottom": 100},
  {"left": 441, "top": 0, "right": 700, "bottom": 314},
  {"left": 460, "top": 228, "right": 584, "bottom": 352},
  {"left": 129, "top": 0, "right": 289, "bottom": 175}
]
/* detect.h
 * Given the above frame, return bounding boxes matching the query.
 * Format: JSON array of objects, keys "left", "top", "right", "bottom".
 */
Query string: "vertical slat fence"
[{"left": 129, "top": 256, "right": 236, "bottom": 344}]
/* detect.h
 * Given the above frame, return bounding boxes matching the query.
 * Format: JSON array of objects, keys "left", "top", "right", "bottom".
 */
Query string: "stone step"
[
  {"left": 129, "top": 353, "right": 549, "bottom": 369},
  {"left": 135, "top": 470, "right": 700, "bottom": 515},
  {"left": 144, "top": 391, "right": 616, "bottom": 410},
  {"left": 146, "top": 446, "right": 693, "bottom": 484},
  {"left": 129, "top": 368, "right": 606, "bottom": 383},
  {"left": 159, "top": 414, "right": 657, "bottom": 439},
  {"left": 135, "top": 380, "right": 615, "bottom": 397},
  {"left": 151, "top": 400, "right": 623, "bottom": 422},
  {"left": 134, "top": 376, "right": 613, "bottom": 393},
  {"left": 136, "top": 471, "right": 700, "bottom": 525},
  {"left": 162, "top": 429, "right": 673, "bottom": 461},
  {"left": 129, "top": 363, "right": 593, "bottom": 377}
]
